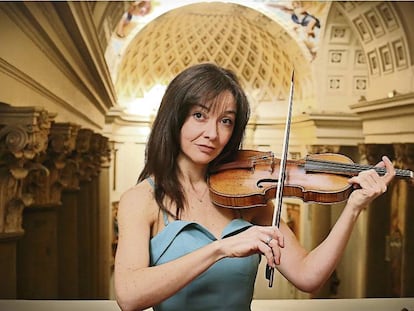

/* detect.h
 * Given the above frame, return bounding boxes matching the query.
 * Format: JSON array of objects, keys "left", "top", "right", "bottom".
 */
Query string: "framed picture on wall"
[
  {"left": 392, "top": 38, "right": 408, "bottom": 70},
  {"left": 379, "top": 43, "right": 394, "bottom": 73},
  {"left": 377, "top": 2, "right": 398, "bottom": 31},
  {"left": 353, "top": 16, "right": 372, "bottom": 43},
  {"left": 367, "top": 49, "right": 380, "bottom": 76},
  {"left": 364, "top": 10, "right": 385, "bottom": 37}
]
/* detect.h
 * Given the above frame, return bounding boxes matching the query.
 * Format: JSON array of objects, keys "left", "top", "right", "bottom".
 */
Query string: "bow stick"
[{"left": 266, "top": 70, "right": 295, "bottom": 287}]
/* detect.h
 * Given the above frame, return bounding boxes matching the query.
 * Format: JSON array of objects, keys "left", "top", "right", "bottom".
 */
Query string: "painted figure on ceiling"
[
  {"left": 268, "top": 1, "right": 320, "bottom": 38},
  {"left": 116, "top": 0, "right": 152, "bottom": 38},
  {"left": 267, "top": 1, "right": 321, "bottom": 59}
]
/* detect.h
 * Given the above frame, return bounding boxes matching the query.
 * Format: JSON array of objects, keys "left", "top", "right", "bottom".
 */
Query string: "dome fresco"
[{"left": 112, "top": 2, "right": 330, "bottom": 114}]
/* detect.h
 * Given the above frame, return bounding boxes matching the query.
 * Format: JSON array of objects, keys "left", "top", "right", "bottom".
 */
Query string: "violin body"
[{"left": 208, "top": 150, "right": 413, "bottom": 209}]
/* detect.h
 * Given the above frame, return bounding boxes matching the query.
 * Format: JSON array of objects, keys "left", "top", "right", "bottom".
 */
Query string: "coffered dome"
[{"left": 114, "top": 2, "right": 314, "bottom": 116}]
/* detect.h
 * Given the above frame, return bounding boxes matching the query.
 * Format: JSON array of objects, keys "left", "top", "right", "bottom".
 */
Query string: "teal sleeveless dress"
[{"left": 148, "top": 179, "right": 261, "bottom": 311}]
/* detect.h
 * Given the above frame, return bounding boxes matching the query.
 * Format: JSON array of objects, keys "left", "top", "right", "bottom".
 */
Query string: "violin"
[
  {"left": 208, "top": 149, "right": 414, "bottom": 209},
  {"left": 210, "top": 70, "right": 413, "bottom": 287}
]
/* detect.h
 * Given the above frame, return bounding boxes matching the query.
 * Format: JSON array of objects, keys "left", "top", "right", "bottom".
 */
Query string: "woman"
[{"left": 114, "top": 63, "right": 395, "bottom": 311}]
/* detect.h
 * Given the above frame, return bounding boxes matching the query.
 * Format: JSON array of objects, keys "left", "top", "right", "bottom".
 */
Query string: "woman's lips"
[{"left": 197, "top": 144, "right": 215, "bottom": 154}]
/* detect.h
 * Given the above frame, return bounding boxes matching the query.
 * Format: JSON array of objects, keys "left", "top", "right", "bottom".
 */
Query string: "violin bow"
[{"left": 266, "top": 70, "right": 295, "bottom": 287}]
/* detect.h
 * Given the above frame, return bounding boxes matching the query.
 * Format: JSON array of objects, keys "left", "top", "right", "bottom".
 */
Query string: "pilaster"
[{"left": 356, "top": 143, "right": 413, "bottom": 298}]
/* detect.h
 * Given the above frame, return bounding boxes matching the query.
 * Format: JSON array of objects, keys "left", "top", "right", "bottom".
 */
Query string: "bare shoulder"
[
  {"left": 118, "top": 179, "right": 157, "bottom": 225},
  {"left": 120, "top": 179, "right": 153, "bottom": 204}
]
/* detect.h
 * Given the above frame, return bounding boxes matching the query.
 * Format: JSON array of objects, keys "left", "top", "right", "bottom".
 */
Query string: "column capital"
[
  {"left": 358, "top": 143, "right": 395, "bottom": 165},
  {"left": 27, "top": 122, "right": 81, "bottom": 207},
  {"left": 393, "top": 143, "right": 414, "bottom": 170},
  {"left": 0, "top": 104, "right": 55, "bottom": 235},
  {"left": 306, "top": 145, "right": 341, "bottom": 154}
]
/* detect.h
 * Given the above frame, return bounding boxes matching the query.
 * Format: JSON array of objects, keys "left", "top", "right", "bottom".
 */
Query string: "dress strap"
[
  {"left": 146, "top": 177, "right": 169, "bottom": 226},
  {"left": 162, "top": 210, "right": 170, "bottom": 226},
  {"left": 146, "top": 176, "right": 155, "bottom": 188}
]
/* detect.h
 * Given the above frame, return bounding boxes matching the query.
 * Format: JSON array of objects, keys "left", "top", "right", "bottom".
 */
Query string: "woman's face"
[{"left": 179, "top": 91, "right": 237, "bottom": 166}]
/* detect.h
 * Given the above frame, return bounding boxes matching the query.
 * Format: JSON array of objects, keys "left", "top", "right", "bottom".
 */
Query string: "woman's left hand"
[{"left": 347, "top": 155, "right": 396, "bottom": 211}]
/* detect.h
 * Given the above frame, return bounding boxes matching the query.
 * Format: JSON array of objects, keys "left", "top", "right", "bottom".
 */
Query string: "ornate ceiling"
[
  {"left": 107, "top": 1, "right": 413, "bottom": 120},
  {"left": 113, "top": 2, "right": 319, "bottom": 116}
]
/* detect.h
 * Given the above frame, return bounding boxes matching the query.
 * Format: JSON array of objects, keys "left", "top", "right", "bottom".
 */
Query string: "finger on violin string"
[{"left": 381, "top": 156, "right": 396, "bottom": 182}]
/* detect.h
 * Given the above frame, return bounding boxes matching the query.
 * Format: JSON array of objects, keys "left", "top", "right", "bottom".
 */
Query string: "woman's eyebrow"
[
  {"left": 223, "top": 109, "right": 236, "bottom": 116},
  {"left": 192, "top": 103, "right": 209, "bottom": 111},
  {"left": 194, "top": 102, "right": 236, "bottom": 115}
]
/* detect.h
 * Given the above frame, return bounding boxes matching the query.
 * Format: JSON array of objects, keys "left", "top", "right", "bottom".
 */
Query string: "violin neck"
[{"left": 305, "top": 158, "right": 414, "bottom": 180}]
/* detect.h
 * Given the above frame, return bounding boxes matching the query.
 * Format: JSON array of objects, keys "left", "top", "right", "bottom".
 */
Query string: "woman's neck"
[{"left": 177, "top": 154, "right": 208, "bottom": 183}]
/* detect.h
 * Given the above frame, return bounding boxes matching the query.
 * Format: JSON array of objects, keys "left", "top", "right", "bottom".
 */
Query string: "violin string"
[
  {"left": 306, "top": 159, "right": 380, "bottom": 175},
  {"left": 250, "top": 155, "right": 412, "bottom": 178},
  {"left": 306, "top": 159, "right": 411, "bottom": 178}
]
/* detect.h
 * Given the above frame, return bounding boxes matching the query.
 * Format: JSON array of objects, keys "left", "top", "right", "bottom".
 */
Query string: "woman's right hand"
[{"left": 219, "top": 225, "right": 285, "bottom": 268}]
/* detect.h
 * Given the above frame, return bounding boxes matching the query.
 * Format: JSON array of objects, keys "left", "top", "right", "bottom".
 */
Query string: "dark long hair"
[{"left": 138, "top": 63, "right": 250, "bottom": 218}]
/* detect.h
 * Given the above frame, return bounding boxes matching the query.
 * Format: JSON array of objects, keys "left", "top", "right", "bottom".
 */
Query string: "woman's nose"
[{"left": 203, "top": 120, "right": 218, "bottom": 140}]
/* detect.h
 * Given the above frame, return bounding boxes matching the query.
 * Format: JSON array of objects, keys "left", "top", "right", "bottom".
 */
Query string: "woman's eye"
[
  {"left": 222, "top": 118, "right": 234, "bottom": 126},
  {"left": 193, "top": 112, "right": 204, "bottom": 120}
]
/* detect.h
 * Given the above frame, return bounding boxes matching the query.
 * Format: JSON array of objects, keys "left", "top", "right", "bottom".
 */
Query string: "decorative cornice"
[
  {"left": 0, "top": 58, "right": 102, "bottom": 130},
  {"left": 0, "top": 1, "right": 116, "bottom": 116},
  {"left": 252, "top": 112, "right": 362, "bottom": 128},
  {"left": 349, "top": 92, "right": 414, "bottom": 117}
]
